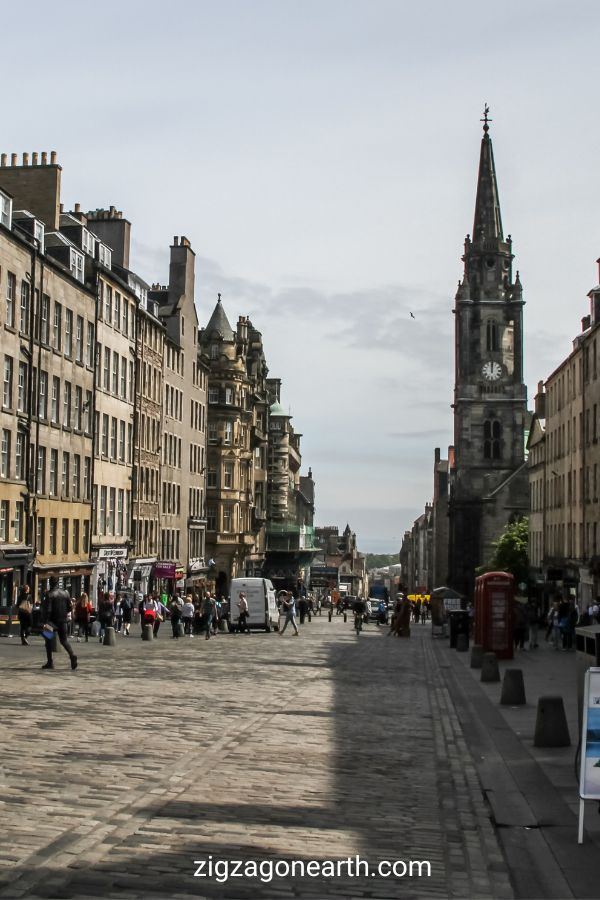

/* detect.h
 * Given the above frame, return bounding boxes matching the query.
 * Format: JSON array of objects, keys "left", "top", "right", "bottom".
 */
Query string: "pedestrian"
[
  {"left": 562, "top": 599, "right": 578, "bottom": 651},
  {"left": 74, "top": 592, "right": 92, "bottom": 642},
  {"left": 170, "top": 595, "right": 183, "bottom": 638},
  {"left": 140, "top": 595, "right": 159, "bottom": 635},
  {"left": 182, "top": 594, "right": 195, "bottom": 636},
  {"left": 298, "top": 595, "right": 308, "bottom": 625},
  {"left": 120, "top": 593, "right": 133, "bottom": 636},
  {"left": 40, "top": 576, "right": 78, "bottom": 671},
  {"left": 17, "top": 584, "right": 33, "bottom": 646},
  {"left": 114, "top": 597, "right": 123, "bottom": 633},
  {"left": 549, "top": 599, "right": 562, "bottom": 649},
  {"left": 513, "top": 600, "right": 527, "bottom": 650},
  {"left": 98, "top": 593, "right": 114, "bottom": 643},
  {"left": 279, "top": 591, "right": 299, "bottom": 636},
  {"left": 526, "top": 600, "right": 541, "bottom": 649},
  {"left": 237, "top": 591, "right": 251, "bottom": 634}
]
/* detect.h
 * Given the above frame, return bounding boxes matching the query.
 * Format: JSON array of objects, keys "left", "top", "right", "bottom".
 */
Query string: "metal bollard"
[
  {"left": 500, "top": 669, "right": 526, "bottom": 705},
  {"left": 534, "top": 695, "right": 571, "bottom": 747},
  {"left": 103, "top": 626, "right": 116, "bottom": 646},
  {"left": 480, "top": 652, "right": 500, "bottom": 683},
  {"left": 470, "top": 644, "right": 484, "bottom": 669},
  {"left": 141, "top": 624, "right": 154, "bottom": 641}
]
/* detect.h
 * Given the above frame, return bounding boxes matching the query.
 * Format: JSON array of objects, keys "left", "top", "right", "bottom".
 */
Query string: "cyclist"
[{"left": 352, "top": 596, "right": 366, "bottom": 632}]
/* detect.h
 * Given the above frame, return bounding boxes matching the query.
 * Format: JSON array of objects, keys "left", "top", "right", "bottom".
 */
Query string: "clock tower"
[{"left": 448, "top": 110, "right": 529, "bottom": 597}]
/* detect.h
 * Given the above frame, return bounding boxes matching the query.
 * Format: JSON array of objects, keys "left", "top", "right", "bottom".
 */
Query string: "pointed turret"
[
  {"left": 472, "top": 106, "right": 503, "bottom": 245},
  {"left": 204, "top": 293, "right": 235, "bottom": 341}
]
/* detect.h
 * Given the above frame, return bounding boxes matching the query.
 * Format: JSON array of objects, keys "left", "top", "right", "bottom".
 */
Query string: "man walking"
[
  {"left": 237, "top": 591, "right": 250, "bottom": 634},
  {"left": 279, "top": 591, "right": 299, "bottom": 636},
  {"left": 41, "top": 576, "right": 78, "bottom": 670}
]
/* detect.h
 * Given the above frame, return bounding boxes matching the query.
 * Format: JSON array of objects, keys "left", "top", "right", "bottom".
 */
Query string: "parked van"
[{"left": 230, "top": 577, "right": 278, "bottom": 632}]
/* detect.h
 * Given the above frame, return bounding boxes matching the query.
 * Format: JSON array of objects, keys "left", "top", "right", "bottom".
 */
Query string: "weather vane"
[{"left": 481, "top": 104, "right": 492, "bottom": 133}]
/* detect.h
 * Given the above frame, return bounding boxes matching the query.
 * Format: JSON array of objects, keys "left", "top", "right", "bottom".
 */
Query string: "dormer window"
[
  {"left": 70, "top": 248, "right": 84, "bottom": 283},
  {"left": 98, "top": 243, "right": 112, "bottom": 269},
  {"left": 81, "top": 229, "right": 95, "bottom": 257},
  {"left": 34, "top": 220, "right": 45, "bottom": 254},
  {"left": 0, "top": 191, "right": 12, "bottom": 228}
]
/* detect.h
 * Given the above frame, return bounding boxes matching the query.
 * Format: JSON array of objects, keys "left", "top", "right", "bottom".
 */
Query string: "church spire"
[{"left": 472, "top": 105, "right": 503, "bottom": 245}]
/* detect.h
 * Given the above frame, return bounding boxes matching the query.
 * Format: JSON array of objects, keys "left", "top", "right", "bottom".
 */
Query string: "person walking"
[
  {"left": 120, "top": 593, "right": 133, "bottom": 636},
  {"left": 237, "top": 591, "right": 251, "bottom": 634},
  {"left": 98, "top": 593, "right": 114, "bottom": 643},
  {"left": 201, "top": 593, "right": 216, "bottom": 640},
  {"left": 279, "top": 591, "right": 299, "bottom": 636},
  {"left": 182, "top": 594, "right": 195, "bottom": 636},
  {"left": 170, "top": 595, "right": 183, "bottom": 638},
  {"left": 527, "top": 600, "right": 541, "bottom": 650},
  {"left": 40, "top": 576, "right": 78, "bottom": 670},
  {"left": 74, "top": 592, "right": 92, "bottom": 642},
  {"left": 17, "top": 584, "right": 33, "bottom": 646}
]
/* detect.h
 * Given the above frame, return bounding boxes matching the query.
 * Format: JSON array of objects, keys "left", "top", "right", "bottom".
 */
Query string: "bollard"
[
  {"left": 176, "top": 622, "right": 185, "bottom": 638},
  {"left": 328, "top": 609, "right": 332, "bottom": 622},
  {"left": 470, "top": 644, "right": 484, "bottom": 669},
  {"left": 343, "top": 613, "right": 347, "bottom": 623},
  {"left": 103, "top": 627, "right": 116, "bottom": 646},
  {"left": 141, "top": 624, "right": 154, "bottom": 641},
  {"left": 456, "top": 633, "right": 469, "bottom": 652},
  {"left": 480, "top": 652, "right": 500, "bottom": 683},
  {"left": 534, "top": 695, "right": 571, "bottom": 747},
  {"left": 500, "top": 668, "right": 526, "bottom": 705}
]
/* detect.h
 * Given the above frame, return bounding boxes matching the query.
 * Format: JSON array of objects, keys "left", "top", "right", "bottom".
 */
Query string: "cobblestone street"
[{"left": 0, "top": 618, "right": 515, "bottom": 899}]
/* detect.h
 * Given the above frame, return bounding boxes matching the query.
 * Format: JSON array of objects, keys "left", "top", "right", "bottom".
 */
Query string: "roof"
[
  {"left": 270, "top": 401, "right": 289, "bottom": 417},
  {"left": 205, "top": 296, "right": 235, "bottom": 341}
]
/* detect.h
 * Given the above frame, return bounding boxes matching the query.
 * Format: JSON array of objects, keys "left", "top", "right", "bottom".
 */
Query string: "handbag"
[{"left": 19, "top": 600, "right": 32, "bottom": 614}]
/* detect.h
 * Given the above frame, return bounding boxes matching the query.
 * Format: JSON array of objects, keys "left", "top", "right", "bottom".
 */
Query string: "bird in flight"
[{"left": 410, "top": 312, "right": 415, "bottom": 319}]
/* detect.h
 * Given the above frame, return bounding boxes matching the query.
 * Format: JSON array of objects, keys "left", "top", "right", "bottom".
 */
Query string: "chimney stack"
[
  {"left": 22, "top": 153, "right": 29, "bottom": 166},
  {"left": 0, "top": 154, "right": 6, "bottom": 167},
  {"left": 50, "top": 151, "right": 57, "bottom": 164},
  {"left": 32, "top": 152, "right": 38, "bottom": 165},
  {"left": 41, "top": 152, "right": 47, "bottom": 164},
  {"left": 10, "top": 154, "right": 17, "bottom": 166}
]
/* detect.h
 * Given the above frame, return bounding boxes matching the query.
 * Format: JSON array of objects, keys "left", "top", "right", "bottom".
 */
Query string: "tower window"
[
  {"left": 486, "top": 320, "right": 499, "bottom": 352},
  {"left": 484, "top": 419, "right": 502, "bottom": 460}
]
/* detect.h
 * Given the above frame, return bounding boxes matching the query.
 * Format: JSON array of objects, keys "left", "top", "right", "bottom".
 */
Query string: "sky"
[{"left": 3, "top": 0, "right": 600, "bottom": 552}]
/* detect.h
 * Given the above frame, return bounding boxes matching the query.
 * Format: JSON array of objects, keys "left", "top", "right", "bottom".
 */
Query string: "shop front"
[
  {"left": 33, "top": 561, "right": 94, "bottom": 605},
  {"left": 91, "top": 547, "right": 129, "bottom": 605},
  {"left": 0, "top": 545, "right": 32, "bottom": 635},
  {"left": 186, "top": 557, "right": 209, "bottom": 597},
  {"left": 128, "top": 557, "right": 156, "bottom": 598}
]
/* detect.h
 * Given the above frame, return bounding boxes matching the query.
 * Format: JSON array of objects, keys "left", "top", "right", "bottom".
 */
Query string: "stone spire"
[
  {"left": 472, "top": 105, "right": 503, "bottom": 246},
  {"left": 204, "top": 292, "right": 235, "bottom": 341}
]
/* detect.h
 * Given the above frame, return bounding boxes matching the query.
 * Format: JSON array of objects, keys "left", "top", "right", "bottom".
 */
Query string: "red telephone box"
[{"left": 474, "top": 571, "right": 514, "bottom": 660}]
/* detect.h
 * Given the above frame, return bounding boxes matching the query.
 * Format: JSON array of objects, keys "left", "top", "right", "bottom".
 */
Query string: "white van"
[{"left": 230, "top": 577, "right": 278, "bottom": 632}]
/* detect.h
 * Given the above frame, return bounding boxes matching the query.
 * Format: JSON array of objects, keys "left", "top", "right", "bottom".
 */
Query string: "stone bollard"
[
  {"left": 534, "top": 695, "right": 571, "bottom": 747},
  {"left": 500, "top": 668, "right": 526, "bottom": 705},
  {"left": 343, "top": 613, "right": 347, "bottom": 623},
  {"left": 328, "top": 609, "right": 332, "bottom": 622},
  {"left": 470, "top": 644, "right": 484, "bottom": 669},
  {"left": 103, "top": 626, "right": 116, "bottom": 646},
  {"left": 456, "top": 633, "right": 469, "bottom": 652},
  {"left": 480, "top": 652, "right": 500, "bottom": 683},
  {"left": 176, "top": 622, "right": 185, "bottom": 638},
  {"left": 141, "top": 624, "right": 154, "bottom": 641}
]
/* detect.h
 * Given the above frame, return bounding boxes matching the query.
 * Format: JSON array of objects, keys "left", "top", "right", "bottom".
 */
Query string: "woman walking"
[
  {"left": 74, "top": 592, "right": 92, "bottom": 642},
  {"left": 17, "top": 584, "right": 33, "bottom": 646}
]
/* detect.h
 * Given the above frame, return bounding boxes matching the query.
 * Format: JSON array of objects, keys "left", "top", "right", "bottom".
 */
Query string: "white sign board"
[{"left": 579, "top": 667, "right": 600, "bottom": 800}]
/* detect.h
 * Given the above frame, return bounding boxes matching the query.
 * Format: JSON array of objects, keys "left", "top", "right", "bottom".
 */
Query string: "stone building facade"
[{"left": 448, "top": 117, "right": 529, "bottom": 599}]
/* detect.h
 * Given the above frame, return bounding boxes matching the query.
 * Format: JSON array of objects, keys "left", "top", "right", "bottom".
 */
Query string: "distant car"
[{"left": 369, "top": 597, "right": 388, "bottom": 623}]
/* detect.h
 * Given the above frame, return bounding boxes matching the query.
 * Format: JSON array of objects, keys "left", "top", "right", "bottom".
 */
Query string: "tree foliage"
[
  {"left": 365, "top": 553, "right": 399, "bottom": 571},
  {"left": 485, "top": 517, "right": 529, "bottom": 585}
]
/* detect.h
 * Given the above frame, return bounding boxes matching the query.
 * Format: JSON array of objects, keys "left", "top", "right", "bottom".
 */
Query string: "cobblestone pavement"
[{"left": 0, "top": 619, "right": 513, "bottom": 899}]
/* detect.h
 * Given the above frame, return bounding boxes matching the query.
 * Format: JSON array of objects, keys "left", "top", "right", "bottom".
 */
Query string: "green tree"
[
  {"left": 365, "top": 553, "right": 399, "bottom": 570},
  {"left": 485, "top": 517, "right": 529, "bottom": 585}
]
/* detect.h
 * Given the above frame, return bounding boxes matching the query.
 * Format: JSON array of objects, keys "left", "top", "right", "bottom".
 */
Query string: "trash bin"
[
  {"left": 449, "top": 610, "right": 470, "bottom": 649},
  {"left": 575, "top": 624, "right": 600, "bottom": 729}
]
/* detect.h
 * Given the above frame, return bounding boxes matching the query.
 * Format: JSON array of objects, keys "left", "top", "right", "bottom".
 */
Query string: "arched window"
[
  {"left": 484, "top": 419, "right": 502, "bottom": 459},
  {"left": 486, "top": 320, "right": 499, "bottom": 351}
]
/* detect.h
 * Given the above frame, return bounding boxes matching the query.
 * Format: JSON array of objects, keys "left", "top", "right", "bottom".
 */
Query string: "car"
[{"left": 368, "top": 597, "right": 389, "bottom": 624}]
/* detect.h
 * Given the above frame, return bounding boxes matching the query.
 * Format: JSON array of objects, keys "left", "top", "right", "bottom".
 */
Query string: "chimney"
[
  {"left": 0, "top": 150, "right": 62, "bottom": 229},
  {"left": 41, "top": 152, "right": 47, "bottom": 164},
  {"left": 32, "top": 152, "right": 38, "bottom": 165},
  {"left": 0, "top": 154, "right": 5, "bottom": 167},
  {"left": 434, "top": 447, "right": 440, "bottom": 464},
  {"left": 168, "top": 234, "right": 195, "bottom": 309},
  {"left": 85, "top": 207, "right": 131, "bottom": 268},
  {"left": 582, "top": 315, "right": 591, "bottom": 332},
  {"left": 173, "top": 236, "right": 179, "bottom": 246},
  {"left": 237, "top": 315, "right": 248, "bottom": 343},
  {"left": 74, "top": 202, "right": 80, "bottom": 214},
  {"left": 50, "top": 151, "right": 57, "bottom": 164}
]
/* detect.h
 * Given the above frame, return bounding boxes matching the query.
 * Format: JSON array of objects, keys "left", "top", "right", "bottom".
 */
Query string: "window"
[
  {"left": 53, "top": 302, "right": 62, "bottom": 351},
  {"left": 61, "top": 518, "right": 69, "bottom": 554},
  {"left": 6, "top": 272, "right": 15, "bottom": 327},
  {"left": 127, "top": 423, "right": 133, "bottom": 463},
  {"left": 117, "top": 489, "right": 124, "bottom": 536},
  {"left": 49, "top": 449, "right": 58, "bottom": 496},
  {"left": 207, "top": 507, "right": 216, "bottom": 531},
  {"left": 208, "top": 387, "right": 219, "bottom": 403},
  {"left": 112, "top": 352, "right": 119, "bottom": 394},
  {"left": 83, "top": 520, "right": 89, "bottom": 553},
  {"left": 484, "top": 419, "right": 502, "bottom": 460},
  {"left": 14, "top": 501, "right": 23, "bottom": 542},
  {"left": 104, "top": 285, "right": 112, "bottom": 323},
  {"left": 64, "top": 309, "right": 73, "bottom": 357},
  {"left": 3, "top": 356, "right": 13, "bottom": 408},
  {"left": 74, "top": 386, "right": 82, "bottom": 431},
  {"left": 208, "top": 422, "right": 218, "bottom": 444},
  {"left": 122, "top": 299, "right": 129, "bottom": 335},
  {"left": 223, "top": 506, "right": 232, "bottom": 532},
  {"left": 15, "top": 433, "right": 24, "bottom": 480},
  {"left": 225, "top": 387, "right": 233, "bottom": 405},
  {"left": 101, "top": 414, "right": 109, "bottom": 456},
  {"left": 224, "top": 461, "right": 233, "bottom": 488},
  {"left": 61, "top": 452, "right": 69, "bottom": 497},
  {"left": 210, "top": 344, "right": 219, "bottom": 360},
  {"left": 120, "top": 356, "right": 127, "bottom": 398},
  {"left": 207, "top": 465, "right": 217, "bottom": 488},
  {"left": 73, "top": 519, "right": 80, "bottom": 555},
  {"left": 75, "top": 315, "right": 83, "bottom": 362},
  {"left": 83, "top": 457, "right": 91, "bottom": 500},
  {"left": 128, "top": 361, "right": 134, "bottom": 402},
  {"left": 86, "top": 321, "right": 94, "bottom": 367},
  {"left": 98, "top": 244, "right": 111, "bottom": 268},
  {"left": 0, "top": 191, "right": 11, "bottom": 228},
  {"left": 110, "top": 417, "right": 117, "bottom": 459},
  {"left": 20, "top": 281, "right": 30, "bottom": 335},
  {"left": 37, "top": 517, "right": 45, "bottom": 554},
  {"left": 63, "top": 381, "right": 71, "bottom": 428},
  {"left": 108, "top": 487, "right": 115, "bottom": 536},
  {"left": 1, "top": 429, "right": 10, "bottom": 478},
  {"left": 81, "top": 229, "right": 95, "bottom": 257},
  {"left": 114, "top": 291, "right": 121, "bottom": 328},
  {"left": 84, "top": 390, "right": 92, "bottom": 434},
  {"left": 224, "top": 421, "right": 232, "bottom": 445},
  {"left": 70, "top": 249, "right": 84, "bottom": 283},
  {"left": 38, "top": 370, "right": 48, "bottom": 419},
  {"left": 72, "top": 454, "right": 80, "bottom": 499},
  {"left": 99, "top": 486, "right": 107, "bottom": 535},
  {"left": 40, "top": 294, "right": 49, "bottom": 344},
  {"left": 103, "top": 347, "right": 110, "bottom": 391},
  {"left": 119, "top": 420, "right": 125, "bottom": 461},
  {"left": 0, "top": 500, "right": 8, "bottom": 542},
  {"left": 49, "top": 518, "right": 57, "bottom": 555},
  {"left": 17, "top": 362, "right": 27, "bottom": 413}
]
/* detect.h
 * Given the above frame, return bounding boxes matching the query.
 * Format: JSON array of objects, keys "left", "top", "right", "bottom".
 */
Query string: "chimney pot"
[
  {"left": 11, "top": 153, "right": 17, "bottom": 166},
  {"left": 50, "top": 151, "right": 57, "bottom": 164},
  {"left": 0, "top": 154, "right": 6, "bottom": 167},
  {"left": 32, "top": 152, "right": 38, "bottom": 165},
  {"left": 22, "top": 152, "right": 29, "bottom": 166},
  {"left": 41, "top": 151, "right": 47, "bottom": 164},
  {"left": 60, "top": 203, "right": 64, "bottom": 213},
  {"left": 74, "top": 202, "right": 81, "bottom": 214},
  {"left": 174, "top": 236, "right": 179, "bottom": 246}
]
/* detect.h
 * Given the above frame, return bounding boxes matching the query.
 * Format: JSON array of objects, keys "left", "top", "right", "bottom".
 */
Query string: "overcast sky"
[{"left": 4, "top": 0, "right": 600, "bottom": 552}]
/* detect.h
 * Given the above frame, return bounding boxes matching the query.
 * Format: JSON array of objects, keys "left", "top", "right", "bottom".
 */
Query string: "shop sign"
[
  {"left": 98, "top": 548, "right": 128, "bottom": 559},
  {"left": 154, "top": 562, "right": 176, "bottom": 579}
]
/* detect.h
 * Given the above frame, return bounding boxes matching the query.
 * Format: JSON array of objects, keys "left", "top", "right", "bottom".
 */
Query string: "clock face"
[{"left": 482, "top": 360, "right": 502, "bottom": 381}]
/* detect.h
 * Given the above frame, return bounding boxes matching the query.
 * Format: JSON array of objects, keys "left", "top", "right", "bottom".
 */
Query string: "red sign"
[{"left": 154, "top": 562, "right": 176, "bottom": 579}]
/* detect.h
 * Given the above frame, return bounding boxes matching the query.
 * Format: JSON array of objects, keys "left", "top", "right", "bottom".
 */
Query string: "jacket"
[{"left": 42, "top": 587, "right": 72, "bottom": 625}]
